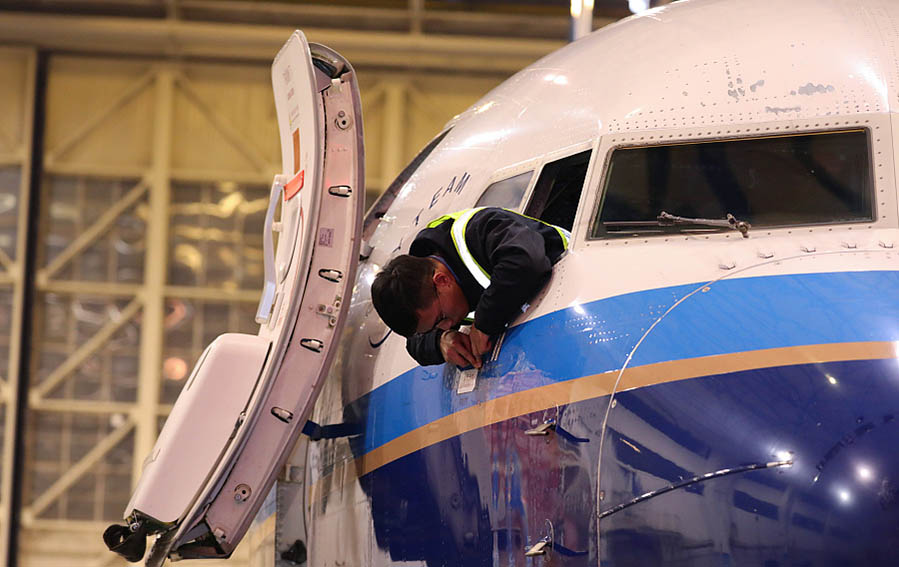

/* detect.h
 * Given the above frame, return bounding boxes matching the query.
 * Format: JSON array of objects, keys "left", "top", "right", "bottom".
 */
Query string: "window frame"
[
  {"left": 520, "top": 140, "right": 599, "bottom": 248},
  {"left": 586, "top": 125, "right": 884, "bottom": 242},
  {"left": 474, "top": 170, "right": 535, "bottom": 210},
  {"left": 363, "top": 128, "right": 452, "bottom": 243},
  {"left": 475, "top": 158, "right": 541, "bottom": 212}
]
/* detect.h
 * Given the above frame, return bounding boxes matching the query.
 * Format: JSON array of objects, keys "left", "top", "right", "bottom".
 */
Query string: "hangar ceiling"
[
  {"left": 3, "top": 0, "right": 631, "bottom": 40},
  {"left": 0, "top": 1, "right": 633, "bottom": 73}
]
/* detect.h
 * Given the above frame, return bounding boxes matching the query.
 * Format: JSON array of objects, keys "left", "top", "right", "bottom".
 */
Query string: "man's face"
[{"left": 414, "top": 270, "right": 470, "bottom": 334}]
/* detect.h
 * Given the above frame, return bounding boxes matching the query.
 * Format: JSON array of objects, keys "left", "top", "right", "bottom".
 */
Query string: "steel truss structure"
[
  {"left": 0, "top": 45, "right": 37, "bottom": 567},
  {"left": 23, "top": 60, "right": 269, "bottom": 567}
]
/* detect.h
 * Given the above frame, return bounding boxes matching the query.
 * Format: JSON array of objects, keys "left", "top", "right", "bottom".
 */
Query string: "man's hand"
[
  {"left": 440, "top": 330, "right": 481, "bottom": 369},
  {"left": 468, "top": 326, "right": 493, "bottom": 358}
]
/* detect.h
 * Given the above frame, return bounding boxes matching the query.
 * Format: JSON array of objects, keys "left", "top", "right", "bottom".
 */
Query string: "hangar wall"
[{"left": 0, "top": 45, "right": 34, "bottom": 567}]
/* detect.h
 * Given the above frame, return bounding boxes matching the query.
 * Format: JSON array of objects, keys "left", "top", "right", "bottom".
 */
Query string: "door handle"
[{"left": 256, "top": 175, "right": 287, "bottom": 324}]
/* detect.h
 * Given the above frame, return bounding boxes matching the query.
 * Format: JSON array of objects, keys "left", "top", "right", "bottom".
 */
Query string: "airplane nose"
[
  {"left": 800, "top": 411, "right": 899, "bottom": 561},
  {"left": 599, "top": 357, "right": 899, "bottom": 565}
]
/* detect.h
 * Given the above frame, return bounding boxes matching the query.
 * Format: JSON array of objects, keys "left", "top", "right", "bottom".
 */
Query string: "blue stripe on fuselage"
[{"left": 349, "top": 270, "right": 899, "bottom": 456}]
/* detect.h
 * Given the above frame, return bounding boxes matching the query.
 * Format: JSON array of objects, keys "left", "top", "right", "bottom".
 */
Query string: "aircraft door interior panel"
[
  {"left": 105, "top": 31, "right": 364, "bottom": 565},
  {"left": 120, "top": 334, "right": 270, "bottom": 526}
]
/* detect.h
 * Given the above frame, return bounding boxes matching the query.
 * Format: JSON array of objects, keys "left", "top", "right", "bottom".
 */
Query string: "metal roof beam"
[
  {"left": 1, "top": 0, "right": 625, "bottom": 39},
  {"left": 0, "top": 11, "right": 565, "bottom": 74}
]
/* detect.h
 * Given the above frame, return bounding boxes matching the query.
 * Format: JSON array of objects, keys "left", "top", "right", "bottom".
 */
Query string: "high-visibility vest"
[{"left": 426, "top": 207, "right": 570, "bottom": 289}]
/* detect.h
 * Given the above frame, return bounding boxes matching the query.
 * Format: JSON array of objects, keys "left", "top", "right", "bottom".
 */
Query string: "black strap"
[{"left": 103, "top": 523, "right": 147, "bottom": 563}]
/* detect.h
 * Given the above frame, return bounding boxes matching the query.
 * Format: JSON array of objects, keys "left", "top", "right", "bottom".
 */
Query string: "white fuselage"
[{"left": 304, "top": 1, "right": 899, "bottom": 565}]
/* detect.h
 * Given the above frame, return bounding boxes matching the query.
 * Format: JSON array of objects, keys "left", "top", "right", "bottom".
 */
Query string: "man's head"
[{"left": 371, "top": 255, "right": 470, "bottom": 337}]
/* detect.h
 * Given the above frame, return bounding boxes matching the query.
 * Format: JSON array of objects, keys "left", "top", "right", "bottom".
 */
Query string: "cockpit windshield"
[
  {"left": 592, "top": 129, "right": 874, "bottom": 238},
  {"left": 363, "top": 129, "right": 451, "bottom": 242}
]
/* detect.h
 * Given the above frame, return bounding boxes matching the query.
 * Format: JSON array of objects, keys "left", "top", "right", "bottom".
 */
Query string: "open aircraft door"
[{"left": 104, "top": 31, "right": 364, "bottom": 565}]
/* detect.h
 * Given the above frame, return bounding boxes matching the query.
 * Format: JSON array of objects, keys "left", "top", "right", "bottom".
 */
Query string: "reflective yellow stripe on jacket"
[{"left": 426, "top": 207, "right": 569, "bottom": 289}]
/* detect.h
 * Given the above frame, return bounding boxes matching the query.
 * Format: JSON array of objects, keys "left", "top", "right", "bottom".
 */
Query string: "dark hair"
[{"left": 371, "top": 255, "right": 436, "bottom": 337}]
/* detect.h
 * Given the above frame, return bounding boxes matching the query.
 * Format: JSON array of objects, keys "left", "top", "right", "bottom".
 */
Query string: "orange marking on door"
[{"left": 285, "top": 170, "right": 304, "bottom": 200}]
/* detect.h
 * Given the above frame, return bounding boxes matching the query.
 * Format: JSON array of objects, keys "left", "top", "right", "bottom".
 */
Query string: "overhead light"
[
  {"left": 629, "top": 0, "right": 651, "bottom": 13},
  {"left": 570, "top": 0, "right": 593, "bottom": 41},
  {"left": 571, "top": 0, "right": 582, "bottom": 18},
  {"left": 857, "top": 466, "right": 873, "bottom": 481},
  {"left": 630, "top": 0, "right": 672, "bottom": 14}
]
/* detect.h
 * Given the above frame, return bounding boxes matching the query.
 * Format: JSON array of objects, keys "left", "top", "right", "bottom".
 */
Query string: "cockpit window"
[
  {"left": 475, "top": 171, "right": 532, "bottom": 209},
  {"left": 591, "top": 129, "right": 874, "bottom": 238},
  {"left": 525, "top": 150, "right": 592, "bottom": 231},
  {"left": 363, "top": 129, "right": 451, "bottom": 242}
]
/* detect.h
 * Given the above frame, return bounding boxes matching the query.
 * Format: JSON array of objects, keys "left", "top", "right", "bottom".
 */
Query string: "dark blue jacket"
[{"left": 405, "top": 207, "right": 567, "bottom": 365}]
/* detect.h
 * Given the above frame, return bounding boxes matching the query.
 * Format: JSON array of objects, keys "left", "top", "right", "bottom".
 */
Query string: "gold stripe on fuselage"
[{"left": 309, "top": 341, "right": 897, "bottom": 504}]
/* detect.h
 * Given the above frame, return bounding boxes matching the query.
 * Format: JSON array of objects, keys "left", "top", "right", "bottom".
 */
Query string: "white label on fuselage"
[{"left": 457, "top": 367, "right": 478, "bottom": 394}]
